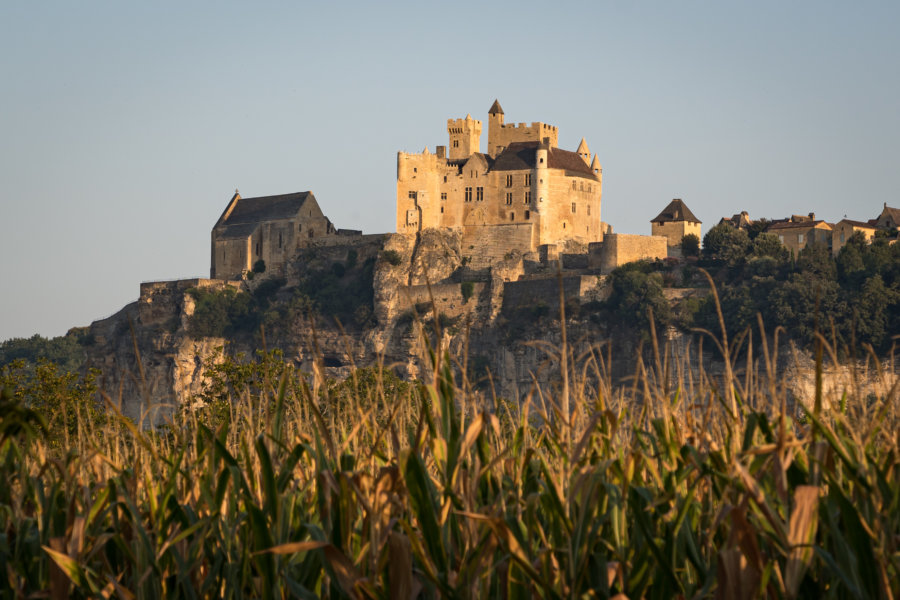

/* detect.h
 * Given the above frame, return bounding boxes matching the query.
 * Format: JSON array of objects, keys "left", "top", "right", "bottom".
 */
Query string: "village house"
[
  {"left": 872, "top": 203, "right": 900, "bottom": 230},
  {"left": 765, "top": 214, "right": 832, "bottom": 255},
  {"left": 831, "top": 219, "right": 878, "bottom": 255}
]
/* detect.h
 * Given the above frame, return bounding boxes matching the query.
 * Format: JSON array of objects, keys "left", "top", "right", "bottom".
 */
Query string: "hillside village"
[{"left": 68, "top": 101, "right": 900, "bottom": 423}]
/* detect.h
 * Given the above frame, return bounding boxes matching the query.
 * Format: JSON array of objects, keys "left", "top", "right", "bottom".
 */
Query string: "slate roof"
[
  {"left": 651, "top": 199, "right": 701, "bottom": 224},
  {"left": 490, "top": 142, "right": 596, "bottom": 177},
  {"left": 878, "top": 205, "right": 900, "bottom": 224},
  {"left": 488, "top": 99, "right": 504, "bottom": 115},
  {"left": 222, "top": 191, "right": 314, "bottom": 225},
  {"left": 218, "top": 222, "right": 259, "bottom": 240}
]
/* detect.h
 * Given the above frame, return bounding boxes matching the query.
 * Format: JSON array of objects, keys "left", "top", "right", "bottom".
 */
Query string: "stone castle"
[{"left": 396, "top": 100, "right": 604, "bottom": 251}]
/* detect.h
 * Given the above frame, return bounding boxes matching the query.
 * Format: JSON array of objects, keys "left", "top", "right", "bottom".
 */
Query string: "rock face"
[{"left": 85, "top": 228, "right": 895, "bottom": 421}]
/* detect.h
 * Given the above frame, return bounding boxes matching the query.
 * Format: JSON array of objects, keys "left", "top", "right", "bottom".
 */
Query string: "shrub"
[
  {"left": 381, "top": 249, "right": 403, "bottom": 266},
  {"left": 252, "top": 259, "right": 266, "bottom": 274},
  {"left": 461, "top": 281, "right": 475, "bottom": 303}
]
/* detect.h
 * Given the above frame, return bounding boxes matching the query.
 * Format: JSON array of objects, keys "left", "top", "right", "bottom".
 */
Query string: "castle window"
[
  {"left": 510, "top": 212, "right": 515, "bottom": 221},
  {"left": 587, "top": 205, "right": 591, "bottom": 216},
  {"left": 444, "top": 176, "right": 447, "bottom": 183},
  {"left": 465, "top": 187, "right": 472, "bottom": 202},
  {"left": 256, "top": 242, "right": 260, "bottom": 255},
  {"left": 539, "top": 157, "right": 544, "bottom": 164},
  {"left": 506, "top": 175, "right": 513, "bottom": 187},
  {"left": 525, "top": 173, "right": 531, "bottom": 186},
  {"left": 571, "top": 202, "right": 576, "bottom": 214},
  {"left": 441, "top": 192, "right": 447, "bottom": 201},
  {"left": 440, "top": 206, "right": 444, "bottom": 214},
  {"left": 298, "top": 223, "right": 302, "bottom": 232},
  {"left": 453, "top": 140, "right": 459, "bottom": 148},
  {"left": 525, "top": 210, "right": 530, "bottom": 220},
  {"left": 572, "top": 181, "right": 576, "bottom": 190},
  {"left": 413, "top": 167, "right": 417, "bottom": 173},
  {"left": 525, "top": 191, "right": 531, "bottom": 204},
  {"left": 798, "top": 233, "right": 805, "bottom": 245},
  {"left": 580, "top": 182, "right": 584, "bottom": 191},
  {"left": 476, "top": 187, "right": 483, "bottom": 201},
  {"left": 279, "top": 233, "right": 282, "bottom": 249},
  {"left": 506, "top": 193, "right": 512, "bottom": 205},
  {"left": 587, "top": 184, "right": 591, "bottom": 192}
]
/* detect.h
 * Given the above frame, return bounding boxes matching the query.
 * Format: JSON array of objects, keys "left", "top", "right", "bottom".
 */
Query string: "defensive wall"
[
  {"left": 589, "top": 234, "right": 668, "bottom": 273},
  {"left": 139, "top": 278, "right": 241, "bottom": 327}
]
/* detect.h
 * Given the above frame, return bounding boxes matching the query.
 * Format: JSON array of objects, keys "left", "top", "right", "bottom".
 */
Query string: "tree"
[
  {"left": 605, "top": 264, "right": 671, "bottom": 333},
  {"left": 681, "top": 233, "right": 700, "bottom": 257},
  {"left": 751, "top": 233, "right": 789, "bottom": 262},
  {"left": 702, "top": 223, "right": 751, "bottom": 265}
]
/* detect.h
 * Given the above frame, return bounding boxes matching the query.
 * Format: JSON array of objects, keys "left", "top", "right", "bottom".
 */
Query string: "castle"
[{"left": 396, "top": 100, "right": 604, "bottom": 252}]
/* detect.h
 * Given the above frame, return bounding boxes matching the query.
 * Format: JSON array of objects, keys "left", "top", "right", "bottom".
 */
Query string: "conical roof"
[
  {"left": 651, "top": 199, "right": 701, "bottom": 224},
  {"left": 590, "top": 154, "right": 601, "bottom": 171},
  {"left": 488, "top": 99, "right": 504, "bottom": 115}
]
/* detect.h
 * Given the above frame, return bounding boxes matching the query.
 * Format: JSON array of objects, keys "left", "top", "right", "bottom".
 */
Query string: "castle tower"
[
  {"left": 590, "top": 154, "right": 601, "bottom": 176},
  {"left": 576, "top": 138, "right": 591, "bottom": 165},
  {"left": 447, "top": 114, "right": 482, "bottom": 160},
  {"left": 487, "top": 99, "right": 505, "bottom": 157}
]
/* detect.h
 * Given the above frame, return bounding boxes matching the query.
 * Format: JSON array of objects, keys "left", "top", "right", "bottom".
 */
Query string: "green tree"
[
  {"left": 751, "top": 233, "right": 789, "bottom": 262},
  {"left": 681, "top": 233, "right": 700, "bottom": 257},
  {"left": 702, "top": 223, "right": 751, "bottom": 265},
  {"left": 605, "top": 264, "right": 671, "bottom": 333}
]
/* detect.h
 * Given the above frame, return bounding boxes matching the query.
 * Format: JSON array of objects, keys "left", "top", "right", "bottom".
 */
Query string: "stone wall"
[
  {"left": 461, "top": 223, "right": 534, "bottom": 269},
  {"left": 590, "top": 233, "right": 667, "bottom": 273},
  {"left": 500, "top": 275, "right": 601, "bottom": 313}
]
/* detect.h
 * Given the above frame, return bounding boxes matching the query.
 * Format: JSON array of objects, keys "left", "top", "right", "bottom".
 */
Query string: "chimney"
[
  {"left": 809, "top": 212, "right": 815, "bottom": 220},
  {"left": 435, "top": 145, "right": 446, "bottom": 159}
]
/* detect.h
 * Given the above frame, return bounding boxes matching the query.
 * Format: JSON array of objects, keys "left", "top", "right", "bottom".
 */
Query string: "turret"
[
  {"left": 447, "top": 114, "right": 482, "bottom": 160},
  {"left": 590, "top": 154, "right": 601, "bottom": 176},
  {"left": 577, "top": 138, "right": 590, "bottom": 165},
  {"left": 487, "top": 99, "right": 505, "bottom": 157}
]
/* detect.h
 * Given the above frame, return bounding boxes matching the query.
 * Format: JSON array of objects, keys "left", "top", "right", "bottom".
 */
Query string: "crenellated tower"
[{"left": 447, "top": 114, "right": 481, "bottom": 159}]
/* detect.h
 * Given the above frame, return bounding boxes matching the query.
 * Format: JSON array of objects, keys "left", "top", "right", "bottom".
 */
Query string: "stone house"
[
  {"left": 210, "top": 191, "right": 335, "bottom": 280},
  {"left": 650, "top": 199, "right": 702, "bottom": 248},
  {"left": 765, "top": 214, "right": 832, "bottom": 255},
  {"left": 872, "top": 203, "right": 900, "bottom": 230},
  {"left": 831, "top": 219, "right": 878, "bottom": 255},
  {"left": 718, "top": 211, "right": 752, "bottom": 230},
  {"left": 396, "top": 100, "right": 603, "bottom": 257}
]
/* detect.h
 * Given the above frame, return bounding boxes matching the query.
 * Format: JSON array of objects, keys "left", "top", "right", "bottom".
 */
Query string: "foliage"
[
  {"left": 702, "top": 222, "right": 751, "bottom": 265},
  {"left": 460, "top": 281, "right": 474, "bottom": 303},
  {"left": 381, "top": 249, "right": 403, "bottom": 266},
  {"left": 252, "top": 259, "right": 266, "bottom": 274},
  {"left": 0, "top": 331, "right": 88, "bottom": 373},
  {"left": 604, "top": 262, "right": 672, "bottom": 333},
  {"left": 0, "top": 359, "right": 104, "bottom": 449},
  {"left": 296, "top": 256, "right": 376, "bottom": 327},
  {"left": 187, "top": 287, "right": 258, "bottom": 338},
  {"left": 680, "top": 233, "right": 700, "bottom": 257}
]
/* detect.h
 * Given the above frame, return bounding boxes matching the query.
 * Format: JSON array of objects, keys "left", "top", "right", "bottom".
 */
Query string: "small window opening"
[
  {"left": 510, "top": 212, "right": 515, "bottom": 221},
  {"left": 525, "top": 210, "right": 530, "bottom": 220}
]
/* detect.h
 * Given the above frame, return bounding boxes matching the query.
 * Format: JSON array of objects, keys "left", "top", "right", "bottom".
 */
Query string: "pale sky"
[{"left": 1, "top": 1, "right": 898, "bottom": 340}]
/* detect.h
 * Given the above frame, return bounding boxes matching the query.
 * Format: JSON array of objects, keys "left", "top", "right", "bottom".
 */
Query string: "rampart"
[
  {"left": 589, "top": 234, "right": 667, "bottom": 273},
  {"left": 460, "top": 223, "right": 534, "bottom": 268}
]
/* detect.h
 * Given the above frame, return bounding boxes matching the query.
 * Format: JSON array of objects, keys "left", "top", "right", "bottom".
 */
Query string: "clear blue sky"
[{"left": 2, "top": 1, "right": 898, "bottom": 340}]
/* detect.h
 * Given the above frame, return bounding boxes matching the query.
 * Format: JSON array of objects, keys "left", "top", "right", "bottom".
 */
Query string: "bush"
[
  {"left": 252, "top": 259, "right": 266, "bottom": 274},
  {"left": 461, "top": 281, "right": 475, "bottom": 303},
  {"left": 381, "top": 249, "right": 402, "bottom": 266}
]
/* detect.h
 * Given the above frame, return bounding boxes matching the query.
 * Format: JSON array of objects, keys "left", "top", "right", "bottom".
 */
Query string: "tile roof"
[
  {"left": 766, "top": 220, "right": 831, "bottom": 231},
  {"left": 839, "top": 219, "right": 877, "bottom": 229},
  {"left": 651, "top": 199, "right": 701, "bottom": 224}
]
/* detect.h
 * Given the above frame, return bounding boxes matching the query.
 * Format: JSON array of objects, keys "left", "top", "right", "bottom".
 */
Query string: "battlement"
[
  {"left": 447, "top": 117, "right": 483, "bottom": 133},
  {"left": 502, "top": 121, "right": 558, "bottom": 132}
]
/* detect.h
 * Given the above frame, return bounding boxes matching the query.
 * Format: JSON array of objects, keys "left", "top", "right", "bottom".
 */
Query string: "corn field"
[{"left": 1, "top": 304, "right": 899, "bottom": 598}]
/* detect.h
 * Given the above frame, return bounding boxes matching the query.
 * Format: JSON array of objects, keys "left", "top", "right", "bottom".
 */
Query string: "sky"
[{"left": 1, "top": 1, "right": 899, "bottom": 341}]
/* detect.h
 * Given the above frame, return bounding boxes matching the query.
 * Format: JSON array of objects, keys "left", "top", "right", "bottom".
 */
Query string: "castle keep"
[{"left": 396, "top": 100, "right": 603, "bottom": 254}]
